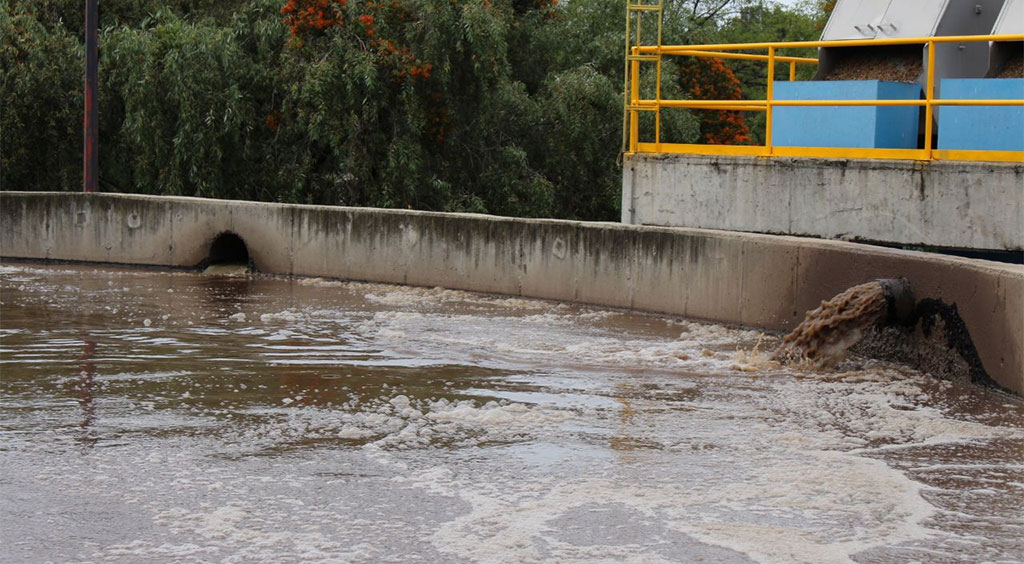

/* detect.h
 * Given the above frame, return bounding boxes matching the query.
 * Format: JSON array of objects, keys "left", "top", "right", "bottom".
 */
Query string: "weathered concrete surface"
[
  {"left": 622, "top": 154, "right": 1024, "bottom": 252},
  {"left": 2, "top": 191, "right": 1022, "bottom": 394}
]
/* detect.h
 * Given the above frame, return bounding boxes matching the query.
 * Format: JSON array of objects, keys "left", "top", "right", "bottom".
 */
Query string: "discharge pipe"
[
  {"left": 877, "top": 277, "right": 915, "bottom": 326},
  {"left": 773, "top": 277, "right": 915, "bottom": 365}
]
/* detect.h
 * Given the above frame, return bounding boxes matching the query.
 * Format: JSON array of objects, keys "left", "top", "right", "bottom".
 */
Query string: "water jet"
[
  {"left": 775, "top": 277, "right": 1005, "bottom": 391},
  {"left": 774, "top": 278, "right": 915, "bottom": 367}
]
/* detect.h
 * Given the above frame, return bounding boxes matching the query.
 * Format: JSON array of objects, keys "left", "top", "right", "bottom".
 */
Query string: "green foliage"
[
  {"left": 1, "top": 1, "right": 83, "bottom": 190},
  {"left": 101, "top": 12, "right": 255, "bottom": 197},
  {"left": 2, "top": 0, "right": 820, "bottom": 218}
]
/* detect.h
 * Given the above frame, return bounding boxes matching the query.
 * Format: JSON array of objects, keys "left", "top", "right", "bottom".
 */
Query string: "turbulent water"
[
  {"left": 774, "top": 281, "right": 889, "bottom": 367},
  {"left": 1, "top": 263, "right": 1022, "bottom": 563}
]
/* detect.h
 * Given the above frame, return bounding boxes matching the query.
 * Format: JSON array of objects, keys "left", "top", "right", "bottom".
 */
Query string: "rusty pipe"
[
  {"left": 83, "top": 0, "right": 98, "bottom": 193},
  {"left": 877, "top": 278, "right": 915, "bottom": 326}
]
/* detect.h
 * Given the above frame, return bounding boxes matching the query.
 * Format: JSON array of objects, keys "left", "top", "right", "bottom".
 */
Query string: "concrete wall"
[
  {"left": 622, "top": 154, "right": 1024, "bottom": 252},
  {"left": 2, "top": 191, "right": 1022, "bottom": 394}
]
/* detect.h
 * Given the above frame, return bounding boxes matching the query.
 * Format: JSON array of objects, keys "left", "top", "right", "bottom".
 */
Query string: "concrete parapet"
[
  {"left": 621, "top": 154, "right": 1024, "bottom": 252},
  {"left": 2, "top": 191, "right": 1022, "bottom": 394}
]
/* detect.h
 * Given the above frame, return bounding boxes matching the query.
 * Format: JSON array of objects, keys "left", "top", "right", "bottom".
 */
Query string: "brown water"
[
  {"left": 1, "top": 263, "right": 1022, "bottom": 563},
  {"left": 774, "top": 281, "right": 887, "bottom": 367}
]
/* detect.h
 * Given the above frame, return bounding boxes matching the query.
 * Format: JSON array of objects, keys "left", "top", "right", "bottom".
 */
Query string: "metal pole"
[
  {"left": 622, "top": 2, "right": 631, "bottom": 154},
  {"left": 630, "top": 54, "right": 639, "bottom": 154},
  {"left": 83, "top": 0, "right": 98, "bottom": 193},
  {"left": 765, "top": 47, "right": 775, "bottom": 154},
  {"left": 924, "top": 41, "right": 936, "bottom": 157}
]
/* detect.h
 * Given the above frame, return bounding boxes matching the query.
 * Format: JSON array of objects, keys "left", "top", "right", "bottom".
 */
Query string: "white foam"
[
  {"left": 295, "top": 277, "right": 350, "bottom": 288},
  {"left": 229, "top": 394, "right": 575, "bottom": 454},
  {"left": 364, "top": 286, "right": 471, "bottom": 307},
  {"left": 414, "top": 441, "right": 938, "bottom": 563},
  {"left": 676, "top": 320, "right": 763, "bottom": 345},
  {"left": 260, "top": 310, "right": 301, "bottom": 324},
  {"left": 426, "top": 400, "right": 567, "bottom": 427},
  {"left": 140, "top": 502, "right": 376, "bottom": 562},
  {"left": 355, "top": 308, "right": 757, "bottom": 372}
]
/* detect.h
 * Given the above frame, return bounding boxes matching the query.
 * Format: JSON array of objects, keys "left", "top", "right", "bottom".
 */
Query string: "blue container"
[
  {"left": 772, "top": 81, "right": 920, "bottom": 149},
  {"left": 938, "top": 79, "right": 1024, "bottom": 151}
]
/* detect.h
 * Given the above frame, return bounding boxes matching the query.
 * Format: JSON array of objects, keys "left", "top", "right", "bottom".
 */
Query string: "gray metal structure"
[
  {"left": 815, "top": 0, "right": 1007, "bottom": 87},
  {"left": 822, "top": 0, "right": 951, "bottom": 40},
  {"left": 988, "top": 0, "right": 1023, "bottom": 76}
]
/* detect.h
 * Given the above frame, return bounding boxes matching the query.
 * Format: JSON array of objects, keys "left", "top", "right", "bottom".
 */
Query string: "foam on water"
[
  {"left": 2, "top": 263, "right": 1022, "bottom": 563},
  {"left": 414, "top": 454, "right": 934, "bottom": 564},
  {"left": 352, "top": 308, "right": 760, "bottom": 373}
]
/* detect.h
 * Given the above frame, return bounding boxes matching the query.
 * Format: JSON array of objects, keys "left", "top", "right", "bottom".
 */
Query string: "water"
[
  {"left": 774, "top": 280, "right": 889, "bottom": 367},
  {"left": 1, "top": 262, "right": 1022, "bottom": 563}
]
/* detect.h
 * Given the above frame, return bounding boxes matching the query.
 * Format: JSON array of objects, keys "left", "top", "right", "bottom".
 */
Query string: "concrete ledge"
[
  {"left": 622, "top": 154, "right": 1024, "bottom": 252},
  {"left": 2, "top": 191, "right": 1022, "bottom": 394}
]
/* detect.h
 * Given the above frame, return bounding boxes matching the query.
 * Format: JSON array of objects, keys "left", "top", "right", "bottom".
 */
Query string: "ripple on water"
[{"left": 1, "top": 262, "right": 1022, "bottom": 563}]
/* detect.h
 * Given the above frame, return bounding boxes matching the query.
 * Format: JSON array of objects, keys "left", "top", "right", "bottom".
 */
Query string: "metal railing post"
[
  {"left": 655, "top": 11, "right": 663, "bottom": 145},
  {"left": 623, "top": 0, "right": 664, "bottom": 154},
  {"left": 622, "top": 1, "right": 633, "bottom": 154},
  {"left": 630, "top": 54, "right": 640, "bottom": 154},
  {"left": 765, "top": 47, "right": 775, "bottom": 155},
  {"left": 924, "top": 40, "right": 936, "bottom": 158}
]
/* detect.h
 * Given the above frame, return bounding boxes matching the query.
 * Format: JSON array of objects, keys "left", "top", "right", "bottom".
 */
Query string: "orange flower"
[{"left": 265, "top": 112, "right": 281, "bottom": 131}]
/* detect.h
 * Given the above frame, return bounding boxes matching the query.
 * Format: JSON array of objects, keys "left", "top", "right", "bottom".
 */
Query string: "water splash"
[
  {"left": 773, "top": 281, "right": 888, "bottom": 367},
  {"left": 774, "top": 279, "right": 915, "bottom": 368}
]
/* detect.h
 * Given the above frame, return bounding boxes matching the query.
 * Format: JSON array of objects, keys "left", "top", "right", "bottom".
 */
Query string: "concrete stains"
[
  {"left": 624, "top": 154, "right": 1023, "bottom": 252},
  {"left": 552, "top": 237, "right": 567, "bottom": 260}
]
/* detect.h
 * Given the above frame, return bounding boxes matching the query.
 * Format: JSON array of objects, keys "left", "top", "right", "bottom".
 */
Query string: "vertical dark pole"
[{"left": 83, "top": 0, "right": 98, "bottom": 193}]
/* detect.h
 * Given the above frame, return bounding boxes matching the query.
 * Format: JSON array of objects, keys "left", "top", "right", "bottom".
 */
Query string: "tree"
[
  {"left": 677, "top": 56, "right": 751, "bottom": 144},
  {"left": 1, "top": 2, "right": 83, "bottom": 191},
  {"left": 701, "top": 1, "right": 824, "bottom": 143},
  {"left": 1, "top": 0, "right": 705, "bottom": 220}
]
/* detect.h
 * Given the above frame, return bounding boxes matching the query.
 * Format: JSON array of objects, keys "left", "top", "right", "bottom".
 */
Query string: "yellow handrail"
[
  {"left": 635, "top": 99, "right": 1024, "bottom": 107},
  {"left": 668, "top": 50, "right": 817, "bottom": 64},
  {"left": 640, "top": 33, "right": 1024, "bottom": 52},
  {"left": 624, "top": 29, "right": 1024, "bottom": 164}
]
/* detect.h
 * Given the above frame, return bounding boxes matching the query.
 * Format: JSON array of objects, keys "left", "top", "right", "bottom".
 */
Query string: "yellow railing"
[{"left": 623, "top": 26, "right": 1024, "bottom": 164}]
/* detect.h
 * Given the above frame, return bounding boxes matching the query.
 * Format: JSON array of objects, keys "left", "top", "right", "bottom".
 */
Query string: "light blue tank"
[
  {"left": 938, "top": 78, "right": 1024, "bottom": 151},
  {"left": 771, "top": 80, "right": 921, "bottom": 149}
]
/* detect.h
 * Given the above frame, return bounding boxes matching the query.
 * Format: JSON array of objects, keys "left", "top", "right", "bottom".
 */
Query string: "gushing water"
[
  {"left": 772, "top": 278, "right": 921, "bottom": 370},
  {"left": 774, "top": 281, "right": 889, "bottom": 366}
]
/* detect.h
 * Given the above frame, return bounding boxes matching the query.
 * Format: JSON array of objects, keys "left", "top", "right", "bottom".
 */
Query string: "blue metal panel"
[
  {"left": 772, "top": 81, "right": 920, "bottom": 149},
  {"left": 938, "top": 78, "right": 1024, "bottom": 151}
]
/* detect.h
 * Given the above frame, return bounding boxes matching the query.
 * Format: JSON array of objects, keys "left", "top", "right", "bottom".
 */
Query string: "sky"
[{"left": 767, "top": 0, "right": 816, "bottom": 10}]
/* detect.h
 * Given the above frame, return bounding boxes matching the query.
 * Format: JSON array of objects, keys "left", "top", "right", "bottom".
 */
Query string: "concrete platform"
[
  {"left": 2, "top": 192, "right": 1022, "bottom": 393},
  {"left": 622, "top": 154, "right": 1024, "bottom": 252}
]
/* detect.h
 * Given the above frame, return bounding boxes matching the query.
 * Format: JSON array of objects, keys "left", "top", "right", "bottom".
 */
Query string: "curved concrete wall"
[{"left": 2, "top": 192, "right": 1022, "bottom": 394}]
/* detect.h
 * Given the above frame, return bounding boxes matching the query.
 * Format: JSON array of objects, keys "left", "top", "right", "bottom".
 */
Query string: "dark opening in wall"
[{"left": 206, "top": 232, "right": 250, "bottom": 266}]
